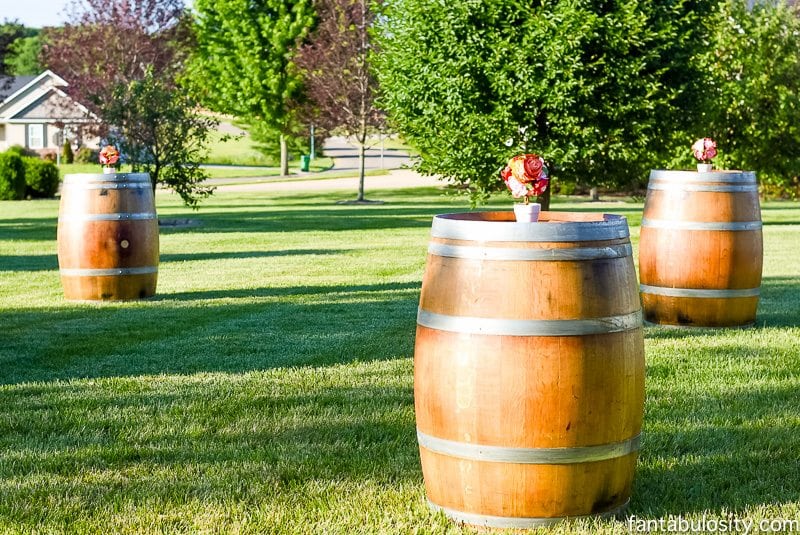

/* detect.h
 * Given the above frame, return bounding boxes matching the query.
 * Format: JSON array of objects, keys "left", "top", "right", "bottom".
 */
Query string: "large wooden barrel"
[
  {"left": 639, "top": 170, "right": 762, "bottom": 327},
  {"left": 414, "top": 211, "right": 645, "bottom": 529},
  {"left": 57, "top": 173, "right": 159, "bottom": 300}
]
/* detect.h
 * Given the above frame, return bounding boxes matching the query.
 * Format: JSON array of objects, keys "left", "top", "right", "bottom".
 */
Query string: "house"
[{"left": 0, "top": 70, "right": 98, "bottom": 156}]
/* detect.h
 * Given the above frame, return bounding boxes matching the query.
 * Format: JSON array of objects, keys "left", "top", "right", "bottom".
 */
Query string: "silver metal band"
[
  {"left": 427, "top": 499, "right": 630, "bottom": 529},
  {"left": 69, "top": 183, "right": 152, "bottom": 190},
  {"left": 60, "top": 266, "right": 158, "bottom": 276},
  {"left": 431, "top": 213, "right": 630, "bottom": 242},
  {"left": 63, "top": 173, "right": 151, "bottom": 184},
  {"left": 417, "top": 308, "right": 642, "bottom": 336},
  {"left": 427, "top": 242, "right": 633, "bottom": 261},
  {"left": 649, "top": 169, "right": 756, "bottom": 183},
  {"left": 417, "top": 430, "right": 640, "bottom": 464},
  {"left": 640, "top": 284, "right": 760, "bottom": 298},
  {"left": 59, "top": 212, "right": 157, "bottom": 222},
  {"left": 647, "top": 183, "right": 758, "bottom": 192},
  {"left": 641, "top": 217, "right": 762, "bottom": 231}
]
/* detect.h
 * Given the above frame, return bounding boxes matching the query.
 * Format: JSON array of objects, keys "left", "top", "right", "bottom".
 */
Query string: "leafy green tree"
[
  {"left": 105, "top": 68, "right": 216, "bottom": 208},
  {"left": 189, "top": 0, "right": 315, "bottom": 176},
  {"left": 0, "top": 20, "right": 35, "bottom": 75},
  {"left": 688, "top": 1, "right": 800, "bottom": 194},
  {"left": 6, "top": 34, "right": 43, "bottom": 76},
  {"left": 374, "top": 0, "right": 710, "bottom": 204}
]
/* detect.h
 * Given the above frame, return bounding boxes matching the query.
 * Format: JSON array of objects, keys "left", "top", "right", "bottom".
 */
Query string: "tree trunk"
[
  {"left": 537, "top": 185, "right": 551, "bottom": 211},
  {"left": 357, "top": 141, "right": 366, "bottom": 201},
  {"left": 280, "top": 134, "right": 289, "bottom": 176}
]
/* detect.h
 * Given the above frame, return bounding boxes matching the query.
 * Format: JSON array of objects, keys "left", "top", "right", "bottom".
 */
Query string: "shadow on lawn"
[
  {"left": 643, "top": 276, "right": 800, "bottom": 341},
  {"left": 0, "top": 254, "right": 58, "bottom": 272},
  {"left": 635, "top": 382, "right": 800, "bottom": 515},
  {"left": 160, "top": 248, "right": 349, "bottom": 264},
  {"left": 0, "top": 380, "right": 421, "bottom": 518},
  {"left": 0, "top": 282, "right": 420, "bottom": 386}
]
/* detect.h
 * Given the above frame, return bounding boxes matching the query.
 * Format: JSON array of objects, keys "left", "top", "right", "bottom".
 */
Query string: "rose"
[
  {"left": 501, "top": 153, "right": 550, "bottom": 202},
  {"left": 692, "top": 137, "right": 717, "bottom": 162},
  {"left": 99, "top": 145, "right": 120, "bottom": 166}
]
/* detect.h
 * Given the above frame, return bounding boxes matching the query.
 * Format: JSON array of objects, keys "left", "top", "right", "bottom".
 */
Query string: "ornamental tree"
[
  {"left": 374, "top": 0, "right": 712, "bottom": 204},
  {"left": 40, "top": 0, "right": 216, "bottom": 207},
  {"left": 189, "top": 0, "right": 315, "bottom": 176},
  {"left": 105, "top": 68, "right": 216, "bottom": 208},
  {"left": 42, "top": 0, "right": 190, "bottom": 118},
  {"left": 294, "top": 0, "right": 384, "bottom": 202}
]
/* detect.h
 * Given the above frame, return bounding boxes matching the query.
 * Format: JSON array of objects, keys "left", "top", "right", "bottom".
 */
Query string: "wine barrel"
[
  {"left": 57, "top": 173, "right": 159, "bottom": 300},
  {"left": 639, "top": 170, "right": 762, "bottom": 327},
  {"left": 414, "top": 211, "right": 645, "bottom": 528}
]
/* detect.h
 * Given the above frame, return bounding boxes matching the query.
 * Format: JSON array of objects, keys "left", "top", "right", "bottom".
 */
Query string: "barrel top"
[
  {"left": 649, "top": 169, "right": 756, "bottom": 183},
  {"left": 63, "top": 173, "right": 151, "bottom": 184},
  {"left": 431, "top": 211, "right": 630, "bottom": 242}
]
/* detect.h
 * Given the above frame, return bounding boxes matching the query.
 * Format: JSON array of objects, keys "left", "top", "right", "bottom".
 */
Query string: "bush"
[
  {"left": 4, "top": 145, "right": 37, "bottom": 158},
  {"left": 61, "top": 140, "right": 74, "bottom": 164},
  {"left": 0, "top": 152, "right": 26, "bottom": 200},
  {"left": 74, "top": 146, "right": 98, "bottom": 164},
  {"left": 23, "top": 157, "right": 60, "bottom": 198}
]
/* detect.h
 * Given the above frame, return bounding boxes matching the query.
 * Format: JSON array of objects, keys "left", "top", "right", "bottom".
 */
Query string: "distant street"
[{"left": 322, "top": 135, "right": 413, "bottom": 172}]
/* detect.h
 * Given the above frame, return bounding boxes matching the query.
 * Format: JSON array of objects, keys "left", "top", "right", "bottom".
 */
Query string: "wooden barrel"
[
  {"left": 639, "top": 170, "right": 763, "bottom": 327},
  {"left": 57, "top": 173, "right": 159, "bottom": 300},
  {"left": 414, "top": 211, "right": 644, "bottom": 529}
]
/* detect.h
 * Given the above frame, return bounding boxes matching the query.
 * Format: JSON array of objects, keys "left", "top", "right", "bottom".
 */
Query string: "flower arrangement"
[
  {"left": 692, "top": 137, "right": 717, "bottom": 164},
  {"left": 99, "top": 145, "right": 120, "bottom": 170},
  {"left": 500, "top": 153, "right": 549, "bottom": 204}
]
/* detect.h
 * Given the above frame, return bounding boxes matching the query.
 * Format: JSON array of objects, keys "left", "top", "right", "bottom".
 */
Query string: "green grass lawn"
[{"left": 1, "top": 189, "right": 799, "bottom": 534}]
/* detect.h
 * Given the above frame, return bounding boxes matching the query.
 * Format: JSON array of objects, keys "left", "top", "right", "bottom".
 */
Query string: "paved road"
[{"left": 322, "top": 135, "right": 413, "bottom": 172}]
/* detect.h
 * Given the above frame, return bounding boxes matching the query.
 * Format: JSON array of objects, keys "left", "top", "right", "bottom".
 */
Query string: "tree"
[
  {"left": 374, "top": 0, "right": 711, "bottom": 205},
  {"left": 6, "top": 34, "right": 43, "bottom": 76},
  {"left": 189, "top": 0, "right": 315, "bottom": 176},
  {"left": 40, "top": 0, "right": 216, "bottom": 207},
  {"left": 295, "top": 0, "right": 384, "bottom": 202},
  {"left": 1, "top": 20, "right": 35, "bottom": 75},
  {"left": 689, "top": 1, "right": 800, "bottom": 195},
  {"left": 41, "top": 0, "right": 190, "bottom": 120},
  {"left": 106, "top": 68, "right": 216, "bottom": 208}
]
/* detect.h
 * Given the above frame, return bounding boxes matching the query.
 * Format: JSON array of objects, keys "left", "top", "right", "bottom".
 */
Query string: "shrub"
[
  {"left": 74, "top": 146, "right": 98, "bottom": 164},
  {"left": 61, "top": 140, "right": 74, "bottom": 164},
  {"left": 23, "top": 157, "right": 60, "bottom": 198},
  {"left": 0, "top": 152, "right": 26, "bottom": 200},
  {"left": 4, "top": 145, "right": 37, "bottom": 158}
]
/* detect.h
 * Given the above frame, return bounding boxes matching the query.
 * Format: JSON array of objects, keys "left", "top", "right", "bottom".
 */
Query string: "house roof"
[
  {"left": 0, "top": 75, "right": 38, "bottom": 104},
  {"left": 0, "top": 70, "right": 93, "bottom": 123}
]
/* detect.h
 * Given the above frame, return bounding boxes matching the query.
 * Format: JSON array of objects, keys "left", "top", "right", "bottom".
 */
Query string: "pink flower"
[
  {"left": 504, "top": 174, "right": 530, "bottom": 198},
  {"left": 501, "top": 152, "right": 549, "bottom": 201},
  {"left": 99, "top": 145, "right": 120, "bottom": 166},
  {"left": 692, "top": 138, "right": 717, "bottom": 162}
]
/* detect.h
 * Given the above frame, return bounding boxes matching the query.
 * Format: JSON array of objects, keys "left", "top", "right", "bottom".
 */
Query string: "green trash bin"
[{"left": 300, "top": 154, "right": 310, "bottom": 172}]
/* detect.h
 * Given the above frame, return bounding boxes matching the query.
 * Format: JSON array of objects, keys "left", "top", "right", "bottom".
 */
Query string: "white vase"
[
  {"left": 102, "top": 167, "right": 116, "bottom": 174},
  {"left": 697, "top": 163, "right": 713, "bottom": 172},
  {"left": 514, "top": 202, "right": 541, "bottom": 223}
]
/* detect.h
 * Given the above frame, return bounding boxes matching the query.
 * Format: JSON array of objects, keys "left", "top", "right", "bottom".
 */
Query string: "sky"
[
  {"left": 1, "top": 0, "right": 71, "bottom": 28},
  {"left": 1, "top": 0, "right": 194, "bottom": 28}
]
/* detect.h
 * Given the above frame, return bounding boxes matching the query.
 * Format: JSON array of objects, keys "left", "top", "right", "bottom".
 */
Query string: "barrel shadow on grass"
[
  {"left": 634, "top": 382, "right": 800, "bottom": 516},
  {"left": 159, "top": 248, "right": 349, "bottom": 264},
  {"left": 0, "top": 381, "right": 421, "bottom": 527},
  {"left": 0, "top": 254, "right": 58, "bottom": 272},
  {"left": 643, "top": 276, "right": 799, "bottom": 341},
  {"left": 0, "top": 282, "right": 420, "bottom": 386},
  {"left": 152, "top": 281, "right": 419, "bottom": 302},
  {"left": 0, "top": 218, "right": 57, "bottom": 241}
]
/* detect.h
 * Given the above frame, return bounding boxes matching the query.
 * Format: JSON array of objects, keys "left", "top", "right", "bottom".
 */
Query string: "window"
[{"left": 28, "top": 124, "right": 44, "bottom": 149}]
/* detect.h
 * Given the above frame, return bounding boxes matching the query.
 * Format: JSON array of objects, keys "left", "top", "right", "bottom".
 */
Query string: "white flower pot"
[
  {"left": 102, "top": 167, "right": 116, "bottom": 174},
  {"left": 514, "top": 202, "right": 541, "bottom": 223},
  {"left": 697, "top": 163, "right": 713, "bottom": 173}
]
